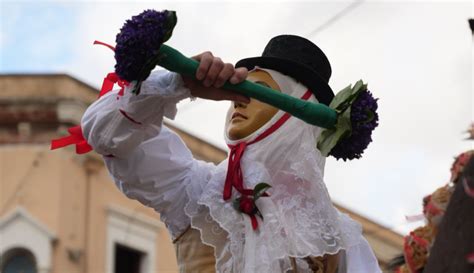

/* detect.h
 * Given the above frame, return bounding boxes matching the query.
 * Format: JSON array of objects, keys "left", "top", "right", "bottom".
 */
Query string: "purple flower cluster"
[
  {"left": 114, "top": 10, "right": 170, "bottom": 82},
  {"left": 330, "top": 90, "right": 379, "bottom": 161}
]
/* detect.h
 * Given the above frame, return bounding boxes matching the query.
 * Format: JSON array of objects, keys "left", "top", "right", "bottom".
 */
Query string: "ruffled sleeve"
[{"left": 81, "top": 70, "right": 216, "bottom": 238}]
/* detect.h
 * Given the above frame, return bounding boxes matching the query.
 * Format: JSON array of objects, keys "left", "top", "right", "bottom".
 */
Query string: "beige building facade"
[{"left": 0, "top": 74, "right": 402, "bottom": 273}]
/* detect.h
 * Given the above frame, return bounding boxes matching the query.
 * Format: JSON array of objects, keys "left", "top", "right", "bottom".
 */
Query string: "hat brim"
[{"left": 235, "top": 56, "right": 334, "bottom": 106}]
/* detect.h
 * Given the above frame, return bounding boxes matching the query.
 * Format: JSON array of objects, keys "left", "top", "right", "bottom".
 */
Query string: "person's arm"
[
  {"left": 81, "top": 52, "right": 248, "bottom": 238},
  {"left": 82, "top": 70, "right": 189, "bottom": 158},
  {"left": 82, "top": 51, "right": 249, "bottom": 158}
]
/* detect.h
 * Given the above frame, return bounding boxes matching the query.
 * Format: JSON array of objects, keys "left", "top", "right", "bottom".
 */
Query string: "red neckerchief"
[{"left": 223, "top": 89, "right": 313, "bottom": 201}]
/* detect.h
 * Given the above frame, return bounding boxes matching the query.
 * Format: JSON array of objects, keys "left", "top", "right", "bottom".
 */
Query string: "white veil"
[{"left": 184, "top": 68, "right": 380, "bottom": 273}]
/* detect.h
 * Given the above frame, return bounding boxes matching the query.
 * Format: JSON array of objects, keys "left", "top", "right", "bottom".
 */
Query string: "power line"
[
  {"left": 179, "top": 2, "right": 365, "bottom": 115},
  {"left": 1, "top": 151, "right": 44, "bottom": 215},
  {"left": 307, "top": 0, "right": 364, "bottom": 38}
]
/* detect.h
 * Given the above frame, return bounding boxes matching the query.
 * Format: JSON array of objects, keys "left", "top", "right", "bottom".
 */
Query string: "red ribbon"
[
  {"left": 93, "top": 40, "right": 115, "bottom": 51},
  {"left": 224, "top": 142, "right": 250, "bottom": 199},
  {"left": 50, "top": 41, "right": 130, "bottom": 155},
  {"left": 50, "top": 73, "right": 127, "bottom": 154},
  {"left": 50, "top": 125, "right": 93, "bottom": 154},
  {"left": 100, "top": 72, "right": 129, "bottom": 98},
  {"left": 250, "top": 215, "right": 258, "bottom": 230},
  {"left": 224, "top": 90, "right": 312, "bottom": 229}
]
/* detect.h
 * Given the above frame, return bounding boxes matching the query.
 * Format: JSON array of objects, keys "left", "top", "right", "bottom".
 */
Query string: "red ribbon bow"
[
  {"left": 99, "top": 72, "right": 128, "bottom": 98},
  {"left": 50, "top": 125, "right": 92, "bottom": 154}
]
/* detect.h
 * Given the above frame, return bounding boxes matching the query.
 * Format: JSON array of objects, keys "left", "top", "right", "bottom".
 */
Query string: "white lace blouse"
[{"left": 81, "top": 69, "right": 382, "bottom": 273}]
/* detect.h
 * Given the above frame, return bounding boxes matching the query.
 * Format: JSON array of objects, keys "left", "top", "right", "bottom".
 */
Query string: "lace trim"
[{"left": 182, "top": 158, "right": 364, "bottom": 273}]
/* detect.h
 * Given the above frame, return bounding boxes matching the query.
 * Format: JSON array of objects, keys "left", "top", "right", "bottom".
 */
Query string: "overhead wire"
[
  {"left": 0, "top": 151, "right": 44, "bottom": 215},
  {"left": 178, "top": 0, "right": 365, "bottom": 115},
  {"left": 306, "top": 0, "right": 364, "bottom": 38}
]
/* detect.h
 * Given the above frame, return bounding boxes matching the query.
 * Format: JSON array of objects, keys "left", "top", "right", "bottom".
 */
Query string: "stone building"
[{"left": 0, "top": 74, "right": 402, "bottom": 273}]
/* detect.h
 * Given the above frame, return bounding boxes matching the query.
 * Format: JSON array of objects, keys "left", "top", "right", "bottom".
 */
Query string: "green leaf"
[
  {"left": 253, "top": 182, "right": 271, "bottom": 200},
  {"left": 329, "top": 80, "right": 366, "bottom": 113},
  {"left": 336, "top": 80, "right": 365, "bottom": 111},
  {"left": 329, "top": 84, "right": 352, "bottom": 109},
  {"left": 351, "top": 80, "right": 368, "bottom": 100},
  {"left": 317, "top": 109, "right": 352, "bottom": 156},
  {"left": 162, "top": 10, "right": 177, "bottom": 43},
  {"left": 335, "top": 92, "right": 358, "bottom": 112},
  {"left": 352, "top": 80, "right": 364, "bottom": 93},
  {"left": 318, "top": 80, "right": 368, "bottom": 157}
]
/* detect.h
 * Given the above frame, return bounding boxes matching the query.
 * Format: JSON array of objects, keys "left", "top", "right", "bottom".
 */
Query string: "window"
[
  {"left": 106, "top": 205, "right": 162, "bottom": 273},
  {"left": 0, "top": 208, "right": 55, "bottom": 273},
  {"left": 1, "top": 248, "right": 37, "bottom": 273},
  {"left": 114, "top": 244, "right": 144, "bottom": 273}
]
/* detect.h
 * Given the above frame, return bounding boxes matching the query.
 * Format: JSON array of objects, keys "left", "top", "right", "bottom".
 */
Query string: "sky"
[{"left": 1, "top": 0, "right": 473, "bottom": 234}]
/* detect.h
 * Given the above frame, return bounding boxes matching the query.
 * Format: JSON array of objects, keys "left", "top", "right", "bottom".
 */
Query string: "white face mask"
[{"left": 223, "top": 67, "right": 325, "bottom": 172}]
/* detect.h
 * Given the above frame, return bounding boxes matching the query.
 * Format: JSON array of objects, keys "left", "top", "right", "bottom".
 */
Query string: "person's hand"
[{"left": 182, "top": 51, "right": 250, "bottom": 103}]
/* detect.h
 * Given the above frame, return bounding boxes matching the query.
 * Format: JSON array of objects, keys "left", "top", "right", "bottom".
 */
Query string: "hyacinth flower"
[
  {"left": 115, "top": 9, "right": 177, "bottom": 84},
  {"left": 317, "top": 81, "right": 379, "bottom": 160},
  {"left": 114, "top": 9, "right": 379, "bottom": 160}
]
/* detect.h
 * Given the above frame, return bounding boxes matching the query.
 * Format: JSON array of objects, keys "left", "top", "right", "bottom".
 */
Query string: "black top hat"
[{"left": 235, "top": 35, "right": 334, "bottom": 106}]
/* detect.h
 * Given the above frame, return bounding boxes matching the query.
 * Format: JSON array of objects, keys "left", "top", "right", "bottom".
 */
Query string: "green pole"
[{"left": 158, "top": 44, "right": 337, "bottom": 129}]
